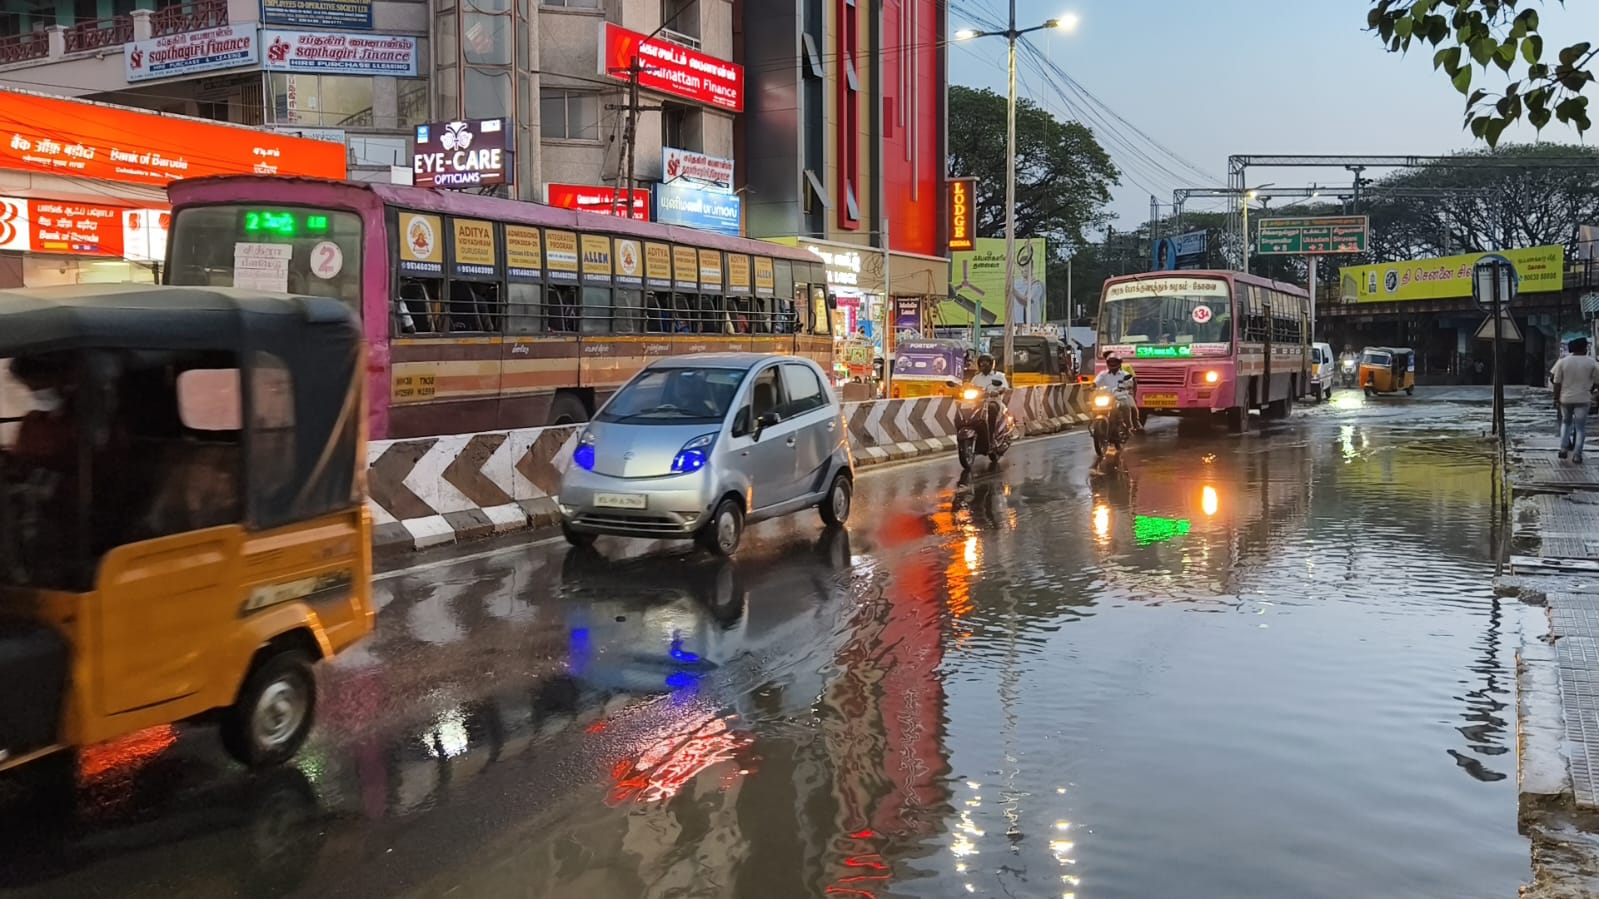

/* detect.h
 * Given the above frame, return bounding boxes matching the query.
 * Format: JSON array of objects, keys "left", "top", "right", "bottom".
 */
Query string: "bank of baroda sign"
[{"left": 413, "top": 118, "right": 512, "bottom": 189}]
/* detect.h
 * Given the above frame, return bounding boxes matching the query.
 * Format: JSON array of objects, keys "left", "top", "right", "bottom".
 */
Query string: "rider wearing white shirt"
[
  {"left": 1093, "top": 354, "right": 1139, "bottom": 432},
  {"left": 970, "top": 354, "right": 1009, "bottom": 435}
]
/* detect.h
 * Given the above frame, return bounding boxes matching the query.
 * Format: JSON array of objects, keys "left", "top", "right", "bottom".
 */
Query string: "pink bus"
[
  {"left": 163, "top": 176, "right": 836, "bottom": 440},
  {"left": 1095, "top": 270, "right": 1311, "bottom": 432}
]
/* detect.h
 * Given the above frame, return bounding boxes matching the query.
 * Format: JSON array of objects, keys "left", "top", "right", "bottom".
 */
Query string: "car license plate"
[
  {"left": 1143, "top": 393, "right": 1178, "bottom": 409},
  {"left": 594, "top": 493, "right": 647, "bottom": 510}
]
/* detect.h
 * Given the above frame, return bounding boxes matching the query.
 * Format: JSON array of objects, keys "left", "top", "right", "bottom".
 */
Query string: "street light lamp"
[
  {"left": 951, "top": 10, "right": 1077, "bottom": 377},
  {"left": 1239, "top": 181, "right": 1273, "bottom": 274}
]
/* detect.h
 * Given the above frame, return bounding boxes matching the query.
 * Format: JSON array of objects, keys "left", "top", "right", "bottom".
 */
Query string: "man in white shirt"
[
  {"left": 970, "top": 354, "right": 1009, "bottom": 437},
  {"left": 1093, "top": 354, "right": 1138, "bottom": 434},
  {"left": 1552, "top": 337, "right": 1599, "bottom": 463}
]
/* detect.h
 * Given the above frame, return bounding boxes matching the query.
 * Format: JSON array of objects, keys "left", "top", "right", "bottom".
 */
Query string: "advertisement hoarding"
[
  {"left": 0, "top": 196, "right": 170, "bottom": 262},
  {"left": 544, "top": 183, "right": 651, "bottom": 220},
  {"left": 1338, "top": 245, "right": 1564, "bottom": 303},
  {"left": 261, "top": 0, "right": 373, "bottom": 30},
  {"left": 895, "top": 297, "right": 923, "bottom": 333},
  {"left": 263, "top": 30, "right": 418, "bottom": 76},
  {"left": 654, "top": 183, "right": 741, "bottom": 236},
  {"left": 940, "top": 237, "right": 1047, "bottom": 326},
  {"left": 662, "top": 146, "right": 734, "bottom": 194},
  {"left": 413, "top": 118, "right": 511, "bottom": 189},
  {"left": 0, "top": 90, "right": 348, "bottom": 186},
  {"left": 599, "top": 23, "right": 744, "bottom": 112},
  {"left": 125, "top": 24, "right": 256, "bottom": 82}
]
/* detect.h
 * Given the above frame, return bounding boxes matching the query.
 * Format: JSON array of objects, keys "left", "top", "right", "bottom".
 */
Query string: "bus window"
[
  {"left": 547, "top": 286, "right": 579, "bottom": 333},
  {"left": 581, "top": 287, "right": 611, "bottom": 334},
  {"left": 507, "top": 283, "right": 541, "bottom": 336},
  {"left": 809, "top": 286, "right": 829, "bottom": 336},
  {"left": 698, "top": 294, "right": 726, "bottom": 334},
  {"left": 395, "top": 278, "right": 441, "bottom": 334},
  {"left": 645, "top": 292, "right": 671, "bottom": 333},
  {"left": 447, "top": 280, "right": 501, "bottom": 333},
  {"left": 167, "top": 205, "right": 363, "bottom": 309},
  {"left": 613, "top": 289, "right": 643, "bottom": 334}
]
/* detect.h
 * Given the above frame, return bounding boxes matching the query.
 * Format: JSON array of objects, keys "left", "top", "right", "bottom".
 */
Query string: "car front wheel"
[
  {"left": 819, "top": 472, "right": 852, "bottom": 527},
  {"left": 698, "top": 498, "right": 744, "bottom": 556}
]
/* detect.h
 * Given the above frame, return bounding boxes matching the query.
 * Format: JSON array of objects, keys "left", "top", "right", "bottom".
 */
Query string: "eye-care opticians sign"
[
  {"left": 599, "top": 23, "right": 744, "bottom": 112},
  {"left": 263, "top": 30, "right": 418, "bottom": 76},
  {"left": 413, "top": 118, "right": 511, "bottom": 189}
]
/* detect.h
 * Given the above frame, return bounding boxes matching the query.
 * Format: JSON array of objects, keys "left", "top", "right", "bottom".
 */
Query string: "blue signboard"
[{"left": 654, "top": 183, "right": 741, "bottom": 237}]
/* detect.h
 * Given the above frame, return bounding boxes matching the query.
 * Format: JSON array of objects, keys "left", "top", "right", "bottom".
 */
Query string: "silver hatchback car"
[{"left": 558, "top": 353, "right": 854, "bottom": 555}]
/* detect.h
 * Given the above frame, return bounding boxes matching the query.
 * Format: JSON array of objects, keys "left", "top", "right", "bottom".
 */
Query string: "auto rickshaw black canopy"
[{"left": 0, "top": 284, "right": 363, "bottom": 531}]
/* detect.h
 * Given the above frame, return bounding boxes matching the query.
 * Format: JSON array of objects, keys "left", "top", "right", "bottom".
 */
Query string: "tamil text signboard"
[
  {"left": 1339, "top": 245, "right": 1564, "bottom": 303},
  {"left": 261, "top": 0, "right": 373, "bottom": 30},
  {"left": 263, "top": 30, "right": 418, "bottom": 76},
  {"left": 125, "top": 24, "right": 257, "bottom": 82},
  {"left": 0, "top": 90, "right": 347, "bottom": 186},
  {"left": 654, "top": 183, "right": 741, "bottom": 236},
  {"left": 662, "top": 146, "right": 733, "bottom": 194},
  {"left": 413, "top": 118, "right": 511, "bottom": 189},
  {"left": 1256, "top": 215, "right": 1369, "bottom": 255},
  {"left": 599, "top": 23, "right": 744, "bottom": 112},
  {"left": 947, "top": 178, "right": 975, "bottom": 252},
  {"left": 0, "top": 196, "right": 170, "bottom": 262}
]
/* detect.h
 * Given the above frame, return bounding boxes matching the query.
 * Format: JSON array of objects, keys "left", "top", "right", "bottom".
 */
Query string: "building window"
[
  {"left": 540, "top": 90, "right": 600, "bottom": 141},
  {"left": 662, "top": 0, "right": 699, "bottom": 42},
  {"left": 267, "top": 74, "right": 376, "bottom": 128},
  {"left": 662, "top": 103, "right": 701, "bottom": 153},
  {"left": 542, "top": 0, "right": 600, "bottom": 8}
]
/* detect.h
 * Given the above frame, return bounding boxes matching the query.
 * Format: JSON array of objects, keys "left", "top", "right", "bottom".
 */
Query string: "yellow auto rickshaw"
[
  {"left": 1359, "top": 346, "right": 1416, "bottom": 396},
  {"left": 0, "top": 284, "right": 373, "bottom": 776},
  {"left": 1010, "top": 333, "right": 1073, "bottom": 388}
]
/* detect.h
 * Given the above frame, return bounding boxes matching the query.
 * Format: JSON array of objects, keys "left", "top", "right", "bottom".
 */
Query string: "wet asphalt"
[{"left": 0, "top": 386, "right": 1543, "bottom": 899}]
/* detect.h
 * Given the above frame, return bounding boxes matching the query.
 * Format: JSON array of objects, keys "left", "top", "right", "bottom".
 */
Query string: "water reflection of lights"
[
  {"left": 963, "top": 536, "right": 979, "bottom": 568},
  {"left": 79, "top": 725, "right": 178, "bottom": 781},
  {"left": 425, "top": 707, "right": 471, "bottom": 759},
  {"left": 1202, "top": 484, "right": 1219, "bottom": 517},
  {"left": 1092, "top": 504, "right": 1111, "bottom": 542},
  {"left": 609, "top": 715, "right": 751, "bottom": 805}
]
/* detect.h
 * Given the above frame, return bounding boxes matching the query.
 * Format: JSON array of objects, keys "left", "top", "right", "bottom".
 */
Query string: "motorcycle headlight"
[
  {"left": 962, "top": 387, "right": 982, "bottom": 401},
  {"left": 1093, "top": 394, "right": 1112, "bottom": 409}
]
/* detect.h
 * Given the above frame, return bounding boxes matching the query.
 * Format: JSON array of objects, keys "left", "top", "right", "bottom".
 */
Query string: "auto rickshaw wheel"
[{"left": 222, "top": 650, "right": 317, "bottom": 768}]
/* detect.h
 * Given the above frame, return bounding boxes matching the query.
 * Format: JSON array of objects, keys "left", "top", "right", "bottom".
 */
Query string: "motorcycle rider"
[
  {"left": 970, "top": 353, "right": 1010, "bottom": 439},
  {"left": 1094, "top": 353, "right": 1139, "bottom": 436}
]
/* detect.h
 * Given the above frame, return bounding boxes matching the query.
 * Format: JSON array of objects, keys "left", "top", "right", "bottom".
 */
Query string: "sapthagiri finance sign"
[
  {"left": 599, "top": 24, "right": 744, "bottom": 112},
  {"left": 413, "top": 118, "right": 511, "bottom": 189},
  {"left": 947, "top": 178, "right": 975, "bottom": 251}
]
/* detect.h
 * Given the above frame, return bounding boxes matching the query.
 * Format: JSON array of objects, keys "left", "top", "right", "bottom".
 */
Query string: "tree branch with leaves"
[{"left": 1368, "top": 0, "right": 1595, "bottom": 145}]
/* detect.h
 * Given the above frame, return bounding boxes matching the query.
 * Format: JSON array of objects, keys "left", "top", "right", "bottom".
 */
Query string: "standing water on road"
[{"left": 0, "top": 393, "right": 1533, "bottom": 899}]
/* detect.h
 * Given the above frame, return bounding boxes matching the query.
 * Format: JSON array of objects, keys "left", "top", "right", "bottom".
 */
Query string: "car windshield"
[{"left": 597, "top": 367, "right": 746, "bottom": 424}]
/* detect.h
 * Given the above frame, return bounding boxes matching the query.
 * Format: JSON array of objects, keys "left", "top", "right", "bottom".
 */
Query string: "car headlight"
[
  {"left": 671, "top": 432, "right": 717, "bottom": 474},
  {"left": 573, "top": 430, "right": 596, "bottom": 471},
  {"left": 1093, "top": 394, "right": 1112, "bottom": 408}
]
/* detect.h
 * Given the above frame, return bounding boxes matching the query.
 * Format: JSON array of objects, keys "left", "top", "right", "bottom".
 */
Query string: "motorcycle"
[
  {"left": 1089, "top": 388, "right": 1132, "bottom": 460},
  {"left": 955, "top": 385, "right": 1014, "bottom": 470},
  {"left": 1339, "top": 356, "right": 1359, "bottom": 388}
]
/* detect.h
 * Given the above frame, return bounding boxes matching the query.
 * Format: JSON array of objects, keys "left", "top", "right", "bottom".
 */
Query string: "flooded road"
[{"left": 0, "top": 388, "right": 1535, "bottom": 899}]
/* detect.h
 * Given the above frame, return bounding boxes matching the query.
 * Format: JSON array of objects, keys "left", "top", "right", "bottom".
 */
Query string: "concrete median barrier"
[{"left": 366, "top": 382, "right": 1088, "bottom": 554}]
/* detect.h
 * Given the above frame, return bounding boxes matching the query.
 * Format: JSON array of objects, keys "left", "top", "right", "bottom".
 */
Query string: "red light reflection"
[{"left": 608, "top": 716, "right": 752, "bottom": 806}]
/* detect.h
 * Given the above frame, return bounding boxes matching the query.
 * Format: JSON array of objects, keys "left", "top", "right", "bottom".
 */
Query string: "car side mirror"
[{"left": 732, "top": 407, "right": 753, "bottom": 438}]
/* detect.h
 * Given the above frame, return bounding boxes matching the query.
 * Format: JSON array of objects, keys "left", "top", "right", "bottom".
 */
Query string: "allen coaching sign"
[{"left": 948, "top": 178, "right": 975, "bottom": 252}]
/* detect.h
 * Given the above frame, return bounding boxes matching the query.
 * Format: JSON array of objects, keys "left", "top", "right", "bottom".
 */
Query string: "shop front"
[
  {"left": 763, "top": 236, "right": 948, "bottom": 345},
  {"left": 0, "top": 90, "right": 347, "bottom": 288}
]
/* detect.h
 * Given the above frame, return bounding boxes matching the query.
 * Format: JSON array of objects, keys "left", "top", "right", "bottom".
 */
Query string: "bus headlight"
[{"left": 1204, "top": 370, "right": 1220, "bottom": 384}]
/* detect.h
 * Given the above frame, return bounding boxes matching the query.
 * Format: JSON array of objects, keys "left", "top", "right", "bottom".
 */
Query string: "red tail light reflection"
[{"left": 608, "top": 716, "right": 753, "bottom": 805}]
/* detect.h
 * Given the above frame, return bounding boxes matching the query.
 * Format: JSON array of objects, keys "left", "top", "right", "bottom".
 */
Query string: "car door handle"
[{"left": 785, "top": 436, "right": 797, "bottom": 447}]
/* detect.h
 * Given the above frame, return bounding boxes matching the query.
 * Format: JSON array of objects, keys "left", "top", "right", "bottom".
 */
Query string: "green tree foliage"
[
  {"left": 1360, "top": 143, "right": 1599, "bottom": 258},
  {"left": 1368, "top": 0, "right": 1595, "bottom": 146},
  {"left": 946, "top": 85, "right": 1119, "bottom": 253}
]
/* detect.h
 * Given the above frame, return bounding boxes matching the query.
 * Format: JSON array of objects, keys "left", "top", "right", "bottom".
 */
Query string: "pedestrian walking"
[{"left": 1551, "top": 337, "right": 1599, "bottom": 463}]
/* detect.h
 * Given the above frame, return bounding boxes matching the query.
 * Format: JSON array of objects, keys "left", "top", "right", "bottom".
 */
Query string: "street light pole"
[
  {"left": 955, "top": 12, "right": 1075, "bottom": 376},
  {"left": 1002, "top": 1, "right": 1018, "bottom": 377}
]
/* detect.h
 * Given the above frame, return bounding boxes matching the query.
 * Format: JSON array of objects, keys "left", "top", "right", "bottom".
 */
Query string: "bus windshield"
[
  {"left": 1100, "top": 277, "right": 1232, "bottom": 349},
  {"left": 167, "top": 204, "right": 363, "bottom": 308}
]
